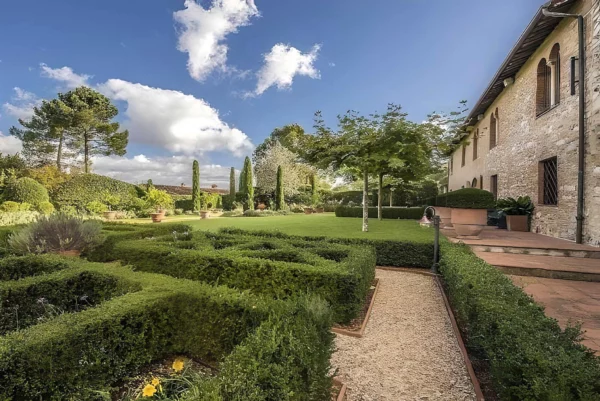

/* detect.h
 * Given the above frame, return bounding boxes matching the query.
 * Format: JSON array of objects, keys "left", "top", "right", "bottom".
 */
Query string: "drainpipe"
[{"left": 542, "top": 7, "right": 586, "bottom": 244}]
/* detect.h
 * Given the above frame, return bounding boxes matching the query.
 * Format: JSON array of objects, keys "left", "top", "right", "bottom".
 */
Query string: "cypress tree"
[
  {"left": 242, "top": 157, "right": 254, "bottom": 210},
  {"left": 239, "top": 162, "right": 246, "bottom": 192},
  {"left": 229, "top": 167, "right": 236, "bottom": 203},
  {"left": 310, "top": 173, "right": 318, "bottom": 205},
  {"left": 275, "top": 165, "right": 284, "bottom": 211},
  {"left": 192, "top": 160, "right": 201, "bottom": 212},
  {"left": 147, "top": 179, "right": 154, "bottom": 191}
]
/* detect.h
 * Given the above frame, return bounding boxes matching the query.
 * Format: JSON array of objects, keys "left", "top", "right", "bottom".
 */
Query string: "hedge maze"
[{"left": 0, "top": 223, "right": 375, "bottom": 400}]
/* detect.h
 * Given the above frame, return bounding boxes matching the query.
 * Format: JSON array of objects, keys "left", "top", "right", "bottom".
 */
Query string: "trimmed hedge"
[
  {"left": 174, "top": 192, "right": 223, "bottom": 211},
  {"left": 440, "top": 241, "right": 600, "bottom": 399},
  {"left": 335, "top": 206, "right": 424, "bottom": 219},
  {"left": 0, "top": 257, "right": 333, "bottom": 400},
  {"left": 52, "top": 174, "right": 142, "bottom": 211},
  {"left": 87, "top": 226, "right": 376, "bottom": 323},
  {"left": 3, "top": 177, "right": 49, "bottom": 206},
  {"left": 444, "top": 188, "right": 495, "bottom": 209}
]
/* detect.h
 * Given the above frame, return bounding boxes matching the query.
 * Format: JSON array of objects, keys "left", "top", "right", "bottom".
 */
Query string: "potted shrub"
[
  {"left": 144, "top": 188, "right": 174, "bottom": 223},
  {"left": 432, "top": 194, "right": 452, "bottom": 228},
  {"left": 496, "top": 196, "right": 534, "bottom": 232},
  {"left": 101, "top": 192, "right": 120, "bottom": 221},
  {"left": 447, "top": 188, "right": 495, "bottom": 238}
]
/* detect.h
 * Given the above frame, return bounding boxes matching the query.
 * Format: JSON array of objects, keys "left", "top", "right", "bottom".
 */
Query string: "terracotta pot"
[
  {"left": 506, "top": 215, "right": 529, "bottom": 232},
  {"left": 103, "top": 211, "right": 117, "bottom": 221},
  {"left": 304, "top": 208, "right": 313, "bottom": 215},
  {"left": 315, "top": 207, "right": 324, "bottom": 213},
  {"left": 151, "top": 212, "right": 163, "bottom": 223},
  {"left": 434, "top": 206, "right": 452, "bottom": 228},
  {"left": 158, "top": 209, "right": 167, "bottom": 217},
  {"left": 200, "top": 211, "right": 210, "bottom": 219},
  {"left": 451, "top": 208, "right": 487, "bottom": 238},
  {"left": 257, "top": 203, "right": 266, "bottom": 211},
  {"left": 57, "top": 250, "right": 81, "bottom": 257}
]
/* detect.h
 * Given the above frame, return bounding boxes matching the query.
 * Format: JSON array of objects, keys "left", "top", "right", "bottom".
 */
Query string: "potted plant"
[
  {"left": 447, "top": 188, "right": 495, "bottom": 238},
  {"left": 144, "top": 188, "right": 174, "bottom": 223},
  {"left": 101, "top": 192, "right": 120, "bottom": 221},
  {"left": 496, "top": 196, "right": 534, "bottom": 232}
]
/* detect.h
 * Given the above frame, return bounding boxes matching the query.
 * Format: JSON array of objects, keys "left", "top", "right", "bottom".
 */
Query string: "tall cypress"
[
  {"left": 275, "top": 165, "right": 284, "bottom": 211},
  {"left": 310, "top": 173, "right": 318, "bottom": 205},
  {"left": 229, "top": 167, "right": 236, "bottom": 203},
  {"left": 239, "top": 162, "right": 246, "bottom": 192},
  {"left": 243, "top": 157, "right": 254, "bottom": 210},
  {"left": 192, "top": 160, "right": 201, "bottom": 212}
]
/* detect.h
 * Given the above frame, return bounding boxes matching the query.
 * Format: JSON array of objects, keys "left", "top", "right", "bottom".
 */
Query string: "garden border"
[
  {"left": 332, "top": 377, "right": 348, "bottom": 401},
  {"left": 332, "top": 278, "right": 380, "bottom": 338}
]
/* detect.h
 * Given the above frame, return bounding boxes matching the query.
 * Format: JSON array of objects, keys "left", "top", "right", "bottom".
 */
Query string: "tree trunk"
[
  {"left": 84, "top": 133, "right": 90, "bottom": 173},
  {"left": 390, "top": 191, "right": 393, "bottom": 207},
  {"left": 362, "top": 168, "right": 369, "bottom": 232},
  {"left": 378, "top": 173, "right": 383, "bottom": 221},
  {"left": 56, "top": 133, "right": 63, "bottom": 171}
]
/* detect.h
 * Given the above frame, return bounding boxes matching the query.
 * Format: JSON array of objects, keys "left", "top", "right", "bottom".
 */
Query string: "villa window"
[
  {"left": 473, "top": 129, "right": 479, "bottom": 160},
  {"left": 490, "top": 175, "right": 498, "bottom": 200},
  {"left": 461, "top": 145, "right": 466, "bottom": 167},
  {"left": 450, "top": 157, "right": 453, "bottom": 175},
  {"left": 471, "top": 177, "right": 478, "bottom": 188},
  {"left": 536, "top": 58, "right": 551, "bottom": 116},
  {"left": 479, "top": 175, "right": 483, "bottom": 189},
  {"left": 490, "top": 109, "right": 498, "bottom": 149},
  {"left": 549, "top": 44, "right": 560, "bottom": 106},
  {"left": 539, "top": 157, "right": 558, "bottom": 205}
]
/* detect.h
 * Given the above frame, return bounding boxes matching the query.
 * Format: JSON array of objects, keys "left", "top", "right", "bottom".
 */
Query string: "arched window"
[
  {"left": 549, "top": 44, "right": 560, "bottom": 106},
  {"left": 490, "top": 109, "right": 498, "bottom": 149},
  {"left": 473, "top": 128, "right": 479, "bottom": 160},
  {"left": 471, "top": 177, "right": 478, "bottom": 188},
  {"left": 536, "top": 58, "right": 551, "bottom": 116}
]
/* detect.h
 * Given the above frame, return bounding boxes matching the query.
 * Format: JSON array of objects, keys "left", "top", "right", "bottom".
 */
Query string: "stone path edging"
[{"left": 332, "top": 279, "right": 381, "bottom": 338}]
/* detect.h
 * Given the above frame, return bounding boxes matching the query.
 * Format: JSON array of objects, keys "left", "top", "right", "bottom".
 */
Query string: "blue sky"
[{"left": 0, "top": 0, "right": 544, "bottom": 185}]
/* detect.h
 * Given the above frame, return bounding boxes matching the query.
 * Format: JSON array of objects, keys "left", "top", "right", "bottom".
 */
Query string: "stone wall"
[{"left": 449, "top": 0, "right": 600, "bottom": 245}]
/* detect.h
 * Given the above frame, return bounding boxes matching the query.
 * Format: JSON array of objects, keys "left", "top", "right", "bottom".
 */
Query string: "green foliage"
[
  {"left": 8, "top": 214, "right": 104, "bottom": 255},
  {"left": 52, "top": 174, "right": 140, "bottom": 211},
  {"left": 147, "top": 179, "right": 154, "bottom": 191},
  {"left": 0, "top": 254, "right": 72, "bottom": 281},
  {"left": 0, "top": 211, "right": 40, "bottom": 227},
  {"left": 36, "top": 201, "right": 55, "bottom": 215},
  {"left": 242, "top": 157, "right": 254, "bottom": 211},
  {"left": 25, "top": 165, "right": 71, "bottom": 192},
  {"left": 310, "top": 173, "right": 319, "bottom": 205},
  {"left": 86, "top": 200, "right": 108, "bottom": 215},
  {"left": 144, "top": 188, "right": 174, "bottom": 211},
  {"left": 228, "top": 167, "right": 236, "bottom": 208},
  {"left": 496, "top": 196, "right": 535, "bottom": 216},
  {"left": 444, "top": 188, "right": 495, "bottom": 209},
  {"left": 241, "top": 210, "right": 292, "bottom": 217},
  {"left": 174, "top": 193, "right": 221, "bottom": 212},
  {"left": 3, "top": 177, "right": 49, "bottom": 206},
  {"left": 192, "top": 160, "right": 201, "bottom": 212},
  {"left": 335, "top": 206, "right": 424, "bottom": 220},
  {"left": 275, "top": 165, "right": 284, "bottom": 211},
  {"left": 0, "top": 201, "right": 20, "bottom": 212},
  {"left": 439, "top": 241, "right": 600, "bottom": 399},
  {"left": 18, "top": 202, "right": 33, "bottom": 211}
]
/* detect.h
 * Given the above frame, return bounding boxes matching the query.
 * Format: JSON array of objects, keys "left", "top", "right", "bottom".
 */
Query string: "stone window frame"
[
  {"left": 489, "top": 110, "right": 499, "bottom": 149},
  {"left": 473, "top": 128, "right": 479, "bottom": 160},
  {"left": 538, "top": 156, "right": 559, "bottom": 206},
  {"left": 536, "top": 43, "right": 561, "bottom": 118}
]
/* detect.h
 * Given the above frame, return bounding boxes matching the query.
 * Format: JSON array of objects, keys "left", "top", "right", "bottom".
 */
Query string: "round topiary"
[
  {"left": 0, "top": 201, "right": 20, "bottom": 212},
  {"left": 4, "top": 177, "right": 50, "bottom": 206},
  {"left": 445, "top": 188, "right": 495, "bottom": 209},
  {"left": 37, "top": 201, "right": 55, "bottom": 215}
]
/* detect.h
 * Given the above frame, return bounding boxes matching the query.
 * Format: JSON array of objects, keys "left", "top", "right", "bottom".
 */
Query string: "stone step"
[
  {"left": 475, "top": 251, "right": 600, "bottom": 282},
  {"left": 468, "top": 243, "right": 600, "bottom": 259}
]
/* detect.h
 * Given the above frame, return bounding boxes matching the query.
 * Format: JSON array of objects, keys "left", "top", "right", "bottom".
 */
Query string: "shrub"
[
  {"left": 444, "top": 188, "right": 495, "bottom": 209},
  {"left": 86, "top": 200, "right": 108, "bottom": 215},
  {"left": 8, "top": 214, "right": 104, "bottom": 255},
  {"left": 52, "top": 174, "right": 140, "bottom": 211},
  {"left": 175, "top": 208, "right": 184, "bottom": 215},
  {"left": 18, "top": 202, "right": 32, "bottom": 211},
  {"left": 0, "top": 254, "right": 72, "bottom": 281},
  {"left": 335, "top": 206, "right": 425, "bottom": 219},
  {"left": 59, "top": 205, "right": 78, "bottom": 216},
  {"left": 36, "top": 201, "right": 55, "bottom": 215},
  {"left": 0, "top": 211, "right": 40, "bottom": 227},
  {"left": 144, "top": 188, "right": 174, "bottom": 211},
  {"left": 439, "top": 241, "right": 600, "bottom": 399},
  {"left": 496, "top": 195, "right": 535, "bottom": 216},
  {"left": 0, "top": 201, "right": 20, "bottom": 212},
  {"left": 25, "top": 165, "right": 70, "bottom": 191},
  {"left": 3, "top": 177, "right": 49, "bottom": 206}
]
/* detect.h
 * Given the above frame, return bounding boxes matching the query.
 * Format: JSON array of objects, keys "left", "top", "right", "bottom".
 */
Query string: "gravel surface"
[{"left": 331, "top": 269, "right": 476, "bottom": 401}]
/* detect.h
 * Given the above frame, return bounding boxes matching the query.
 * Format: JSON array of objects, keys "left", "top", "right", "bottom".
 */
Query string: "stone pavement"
[{"left": 510, "top": 275, "right": 600, "bottom": 353}]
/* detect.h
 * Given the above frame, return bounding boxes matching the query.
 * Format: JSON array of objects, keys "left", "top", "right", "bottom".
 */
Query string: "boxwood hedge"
[
  {"left": 440, "top": 241, "right": 600, "bottom": 399},
  {"left": 0, "top": 257, "right": 333, "bottom": 400},
  {"left": 335, "top": 206, "right": 424, "bottom": 219}
]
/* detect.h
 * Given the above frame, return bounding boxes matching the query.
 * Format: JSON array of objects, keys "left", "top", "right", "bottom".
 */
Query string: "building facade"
[{"left": 448, "top": 0, "right": 600, "bottom": 246}]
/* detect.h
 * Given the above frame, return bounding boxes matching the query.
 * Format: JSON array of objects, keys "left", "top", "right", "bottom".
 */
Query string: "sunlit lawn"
[{"left": 127, "top": 213, "right": 433, "bottom": 242}]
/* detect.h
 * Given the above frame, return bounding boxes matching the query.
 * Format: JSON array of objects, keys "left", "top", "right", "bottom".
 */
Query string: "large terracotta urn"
[
  {"left": 506, "top": 215, "right": 528, "bottom": 232},
  {"left": 434, "top": 206, "right": 452, "bottom": 228},
  {"left": 200, "top": 211, "right": 210, "bottom": 219},
  {"left": 450, "top": 208, "right": 487, "bottom": 238},
  {"left": 103, "top": 211, "right": 117, "bottom": 221},
  {"left": 151, "top": 213, "right": 163, "bottom": 223}
]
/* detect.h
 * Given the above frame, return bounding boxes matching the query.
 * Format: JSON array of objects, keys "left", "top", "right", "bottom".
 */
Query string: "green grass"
[{"left": 127, "top": 213, "right": 433, "bottom": 243}]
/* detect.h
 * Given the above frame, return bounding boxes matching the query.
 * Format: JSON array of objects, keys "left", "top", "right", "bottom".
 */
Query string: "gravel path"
[{"left": 331, "top": 269, "right": 476, "bottom": 401}]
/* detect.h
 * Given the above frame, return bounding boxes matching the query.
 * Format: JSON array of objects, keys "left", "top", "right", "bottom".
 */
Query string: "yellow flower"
[
  {"left": 142, "top": 384, "right": 157, "bottom": 397},
  {"left": 151, "top": 377, "right": 160, "bottom": 386},
  {"left": 172, "top": 357, "right": 185, "bottom": 372}
]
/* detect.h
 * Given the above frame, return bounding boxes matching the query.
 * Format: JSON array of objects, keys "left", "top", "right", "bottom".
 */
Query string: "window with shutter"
[{"left": 536, "top": 58, "right": 551, "bottom": 116}]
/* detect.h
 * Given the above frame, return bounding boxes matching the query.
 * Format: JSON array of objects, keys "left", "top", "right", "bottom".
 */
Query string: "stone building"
[{"left": 448, "top": 0, "right": 600, "bottom": 246}]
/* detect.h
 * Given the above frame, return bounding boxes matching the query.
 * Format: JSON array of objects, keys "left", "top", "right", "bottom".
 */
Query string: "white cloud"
[
  {"left": 2, "top": 87, "right": 42, "bottom": 120},
  {"left": 91, "top": 154, "right": 234, "bottom": 187},
  {"left": 250, "top": 43, "right": 321, "bottom": 97},
  {"left": 99, "top": 79, "right": 253, "bottom": 156},
  {"left": 173, "top": 0, "right": 259, "bottom": 81},
  {"left": 40, "top": 63, "right": 91, "bottom": 89},
  {"left": 0, "top": 131, "right": 23, "bottom": 154}
]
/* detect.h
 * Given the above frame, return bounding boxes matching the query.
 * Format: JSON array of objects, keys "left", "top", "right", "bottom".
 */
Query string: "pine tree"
[
  {"left": 275, "top": 165, "right": 284, "bottom": 211},
  {"left": 242, "top": 157, "right": 254, "bottom": 210},
  {"left": 229, "top": 167, "right": 236, "bottom": 203},
  {"left": 192, "top": 160, "right": 201, "bottom": 212}
]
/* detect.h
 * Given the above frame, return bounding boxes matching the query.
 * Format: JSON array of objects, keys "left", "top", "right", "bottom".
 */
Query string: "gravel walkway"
[{"left": 331, "top": 269, "right": 476, "bottom": 401}]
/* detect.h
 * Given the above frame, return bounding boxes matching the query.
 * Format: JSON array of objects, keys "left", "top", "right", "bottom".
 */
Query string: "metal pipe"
[{"left": 542, "top": 8, "right": 586, "bottom": 244}]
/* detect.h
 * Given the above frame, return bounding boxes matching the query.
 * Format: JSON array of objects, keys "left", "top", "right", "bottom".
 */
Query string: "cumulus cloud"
[
  {"left": 2, "top": 87, "right": 42, "bottom": 120},
  {"left": 251, "top": 43, "right": 321, "bottom": 96},
  {"left": 40, "top": 63, "right": 91, "bottom": 89},
  {"left": 92, "top": 154, "right": 234, "bottom": 187},
  {"left": 173, "top": 0, "right": 259, "bottom": 81},
  {"left": 99, "top": 79, "right": 253, "bottom": 156},
  {"left": 0, "top": 131, "right": 23, "bottom": 154}
]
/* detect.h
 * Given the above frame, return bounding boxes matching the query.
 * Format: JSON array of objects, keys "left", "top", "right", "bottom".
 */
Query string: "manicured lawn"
[{"left": 128, "top": 213, "right": 433, "bottom": 242}]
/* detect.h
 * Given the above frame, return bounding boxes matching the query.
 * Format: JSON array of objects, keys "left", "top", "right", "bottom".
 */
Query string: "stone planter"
[
  {"left": 315, "top": 207, "right": 324, "bottom": 213},
  {"left": 103, "top": 211, "right": 117, "bottom": 221},
  {"left": 151, "top": 213, "right": 163, "bottom": 223},
  {"left": 200, "top": 211, "right": 210, "bottom": 219},
  {"left": 506, "top": 215, "right": 529, "bottom": 232},
  {"left": 304, "top": 208, "right": 313, "bottom": 215},
  {"left": 450, "top": 208, "right": 487, "bottom": 238},
  {"left": 435, "top": 206, "right": 452, "bottom": 228}
]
